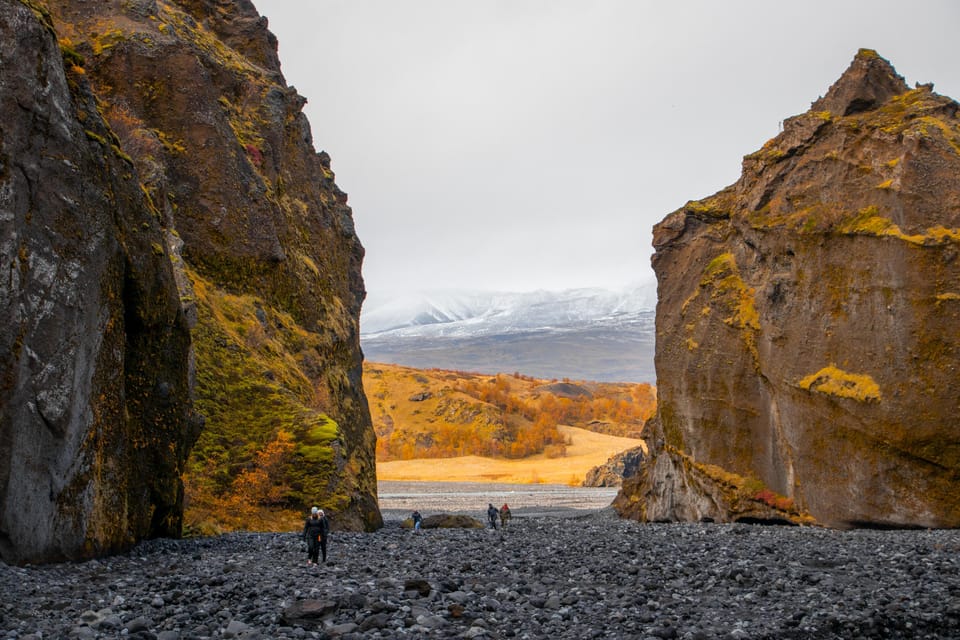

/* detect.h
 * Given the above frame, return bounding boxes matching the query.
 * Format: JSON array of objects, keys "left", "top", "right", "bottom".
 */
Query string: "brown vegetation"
[
  {"left": 365, "top": 363, "right": 655, "bottom": 462},
  {"left": 183, "top": 430, "right": 304, "bottom": 535}
]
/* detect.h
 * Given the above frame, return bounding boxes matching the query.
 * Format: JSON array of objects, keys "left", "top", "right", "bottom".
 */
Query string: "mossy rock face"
[
  {"left": 43, "top": 1, "right": 381, "bottom": 532},
  {"left": 0, "top": 2, "right": 201, "bottom": 564},
  {"left": 629, "top": 51, "right": 960, "bottom": 529}
]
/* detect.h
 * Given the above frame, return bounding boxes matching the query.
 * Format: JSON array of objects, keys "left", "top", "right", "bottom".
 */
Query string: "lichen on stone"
[{"left": 797, "top": 365, "right": 881, "bottom": 402}]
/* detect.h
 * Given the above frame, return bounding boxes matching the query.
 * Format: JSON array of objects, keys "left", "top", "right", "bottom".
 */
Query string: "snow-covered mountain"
[
  {"left": 361, "top": 281, "right": 657, "bottom": 338},
  {"left": 361, "top": 282, "right": 657, "bottom": 383}
]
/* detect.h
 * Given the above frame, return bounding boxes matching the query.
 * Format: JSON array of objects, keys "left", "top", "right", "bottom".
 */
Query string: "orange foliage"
[
  {"left": 184, "top": 430, "right": 296, "bottom": 532},
  {"left": 753, "top": 488, "right": 796, "bottom": 512},
  {"left": 373, "top": 366, "right": 655, "bottom": 461}
]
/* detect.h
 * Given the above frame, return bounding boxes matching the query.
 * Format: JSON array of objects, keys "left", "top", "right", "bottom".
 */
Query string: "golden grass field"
[{"left": 376, "top": 424, "right": 645, "bottom": 485}]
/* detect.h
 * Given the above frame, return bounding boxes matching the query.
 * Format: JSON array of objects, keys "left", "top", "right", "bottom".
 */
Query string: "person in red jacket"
[{"left": 500, "top": 503, "right": 512, "bottom": 528}]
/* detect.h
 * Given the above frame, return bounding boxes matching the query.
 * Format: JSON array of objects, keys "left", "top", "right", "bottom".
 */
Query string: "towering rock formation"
[
  {"left": 0, "top": 0, "right": 201, "bottom": 563},
  {"left": 615, "top": 50, "right": 960, "bottom": 528},
  {"left": 1, "top": 0, "right": 380, "bottom": 563}
]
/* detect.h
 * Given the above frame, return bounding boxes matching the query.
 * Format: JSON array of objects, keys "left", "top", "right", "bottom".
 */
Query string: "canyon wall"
[
  {"left": 615, "top": 50, "right": 960, "bottom": 528},
  {"left": 1, "top": 0, "right": 380, "bottom": 563},
  {"left": 0, "top": 0, "right": 201, "bottom": 563}
]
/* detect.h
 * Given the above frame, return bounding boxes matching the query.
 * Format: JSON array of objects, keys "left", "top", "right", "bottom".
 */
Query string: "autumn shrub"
[
  {"left": 753, "top": 488, "right": 795, "bottom": 512},
  {"left": 102, "top": 101, "right": 167, "bottom": 189},
  {"left": 184, "top": 430, "right": 304, "bottom": 533}
]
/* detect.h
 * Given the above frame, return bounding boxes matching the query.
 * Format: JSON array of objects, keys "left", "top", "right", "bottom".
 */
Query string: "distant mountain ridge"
[
  {"left": 363, "top": 282, "right": 657, "bottom": 336},
  {"left": 361, "top": 283, "right": 657, "bottom": 383}
]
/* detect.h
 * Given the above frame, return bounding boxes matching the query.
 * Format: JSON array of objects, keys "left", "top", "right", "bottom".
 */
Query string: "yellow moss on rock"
[
  {"left": 797, "top": 365, "right": 881, "bottom": 402},
  {"left": 700, "top": 253, "right": 760, "bottom": 331},
  {"left": 838, "top": 207, "right": 960, "bottom": 245}
]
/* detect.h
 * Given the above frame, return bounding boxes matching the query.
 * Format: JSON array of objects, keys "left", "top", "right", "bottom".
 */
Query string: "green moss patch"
[{"left": 186, "top": 269, "right": 343, "bottom": 523}]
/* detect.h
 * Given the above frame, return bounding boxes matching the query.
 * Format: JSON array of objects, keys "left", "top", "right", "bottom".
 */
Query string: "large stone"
[
  {"left": 420, "top": 514, "right": 485, "bottom": 529},
  {"left": 615, "top": 50, "right": 960, "bottom": 528},
  {"left": 583, "top": 445, "right": 646, "bottom": 487},
  {"left": 280, "top": 599, "right": 338, "bottom": 629}
]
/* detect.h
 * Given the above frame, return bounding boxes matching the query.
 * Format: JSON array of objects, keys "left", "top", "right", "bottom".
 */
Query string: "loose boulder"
[{"left": 400, "top": 514, "right": 485, "bottom": 529}]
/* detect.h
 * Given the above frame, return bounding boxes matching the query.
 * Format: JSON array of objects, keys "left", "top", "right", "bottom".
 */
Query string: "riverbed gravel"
[{"left": 3, "top": 507, "right": 959, "bottom": 639}]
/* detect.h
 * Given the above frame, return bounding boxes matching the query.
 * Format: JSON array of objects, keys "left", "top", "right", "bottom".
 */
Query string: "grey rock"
[
  {"left": 416, "top": 614, "right": 447, "bottom": 629},
  {"left": 222, "top": 619, "right": 253, "bottom": 637},
  {"left": 125, "top": 616, "right": 154, "bottom": 633},
  {"left": 0, "top": 0, "right": 198, "bottom": 565},
  {"left": 357, "top": 613, "right": 391, "bottom": 631},
  {"left": 327, "top": 622, "right": 358, "bottom": 635},
  {"left": 281, "top": 599, "right": 338, "bottom": 629}
]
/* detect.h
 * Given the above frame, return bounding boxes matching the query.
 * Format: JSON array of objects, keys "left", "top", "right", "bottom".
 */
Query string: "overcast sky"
[{"left": 252, "top": 1, "right": 960, "bottom": 301}]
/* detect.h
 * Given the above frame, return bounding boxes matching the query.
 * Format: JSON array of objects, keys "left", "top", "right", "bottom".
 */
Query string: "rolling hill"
[{"left": 364, "top": 362, "right": 654, "bottom": 483}]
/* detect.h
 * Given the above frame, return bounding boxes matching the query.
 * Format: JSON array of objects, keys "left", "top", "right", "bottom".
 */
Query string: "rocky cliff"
[
  {"left": 615, "top": 50, "right": 960, "bottom": 528},
  {"left": 1, "top": 0, "right": 380, "bottom": 562},
  {"left": 0, "top": 0, "right": 201, "bottom": 563}
]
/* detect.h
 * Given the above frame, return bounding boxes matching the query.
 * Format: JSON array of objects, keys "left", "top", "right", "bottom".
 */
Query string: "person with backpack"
[
  {"left": 303, "top": 506, "right": 330, "bottom": 565},
  {"left": 487, "top": 503, "right": 499, "bottom": 529},
  {"left": 500, "top": 503, "right": 512, "bottom": 528},
  {"left": 411, "top": 510, "right": 422, "bottom": 532}
]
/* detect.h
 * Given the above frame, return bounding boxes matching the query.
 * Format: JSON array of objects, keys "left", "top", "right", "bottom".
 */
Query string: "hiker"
[
  {"left": 412, "top": 510, "right": 422, "bottom": 532},
  {"left": 302, "top": 506, "right": 330, "bottom": 565},
  {"left": 500, "top": 503, "right": 512, "bottom": 528},
  {"left": 487, "top": 503, "right": 499, "bottom": 529}
]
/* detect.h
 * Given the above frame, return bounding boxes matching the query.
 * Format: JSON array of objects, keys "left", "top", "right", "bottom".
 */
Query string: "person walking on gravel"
[
  {"left": 411, "top": 510, "right": 422, "bottom": 532},
  {"left": 500, "top": 503, "right": 512, "bottom": 528},
  {"left": 303, "top": 506, "right": 330, "bottom": 565},
  {"left": 487, "top": 503, "right": 499, "bottom": 529}
]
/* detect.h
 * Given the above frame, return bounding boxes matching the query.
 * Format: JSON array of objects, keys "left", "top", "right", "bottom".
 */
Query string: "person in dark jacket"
[
  {"left": 487, "top": 503, "right": 498, "bottom": 529},
  {"left": 303, "top": 506, "right": 330, "bottom": 565}
]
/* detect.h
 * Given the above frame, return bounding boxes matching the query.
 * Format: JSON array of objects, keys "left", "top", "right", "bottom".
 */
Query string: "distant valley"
[
  {"left": 364, "top": 362, "right": 654, "bottom": 484},
  {"left": 361, "top": 284, "right": 657, "bottom": 383}
]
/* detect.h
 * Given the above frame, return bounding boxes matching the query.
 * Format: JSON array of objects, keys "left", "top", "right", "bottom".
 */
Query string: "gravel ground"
[
  {"left": 377, "top": 481, "right": 619, "bottom": 518},
  {"left": 3, "top": 504, "right": 959, "bottom": 639}
]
